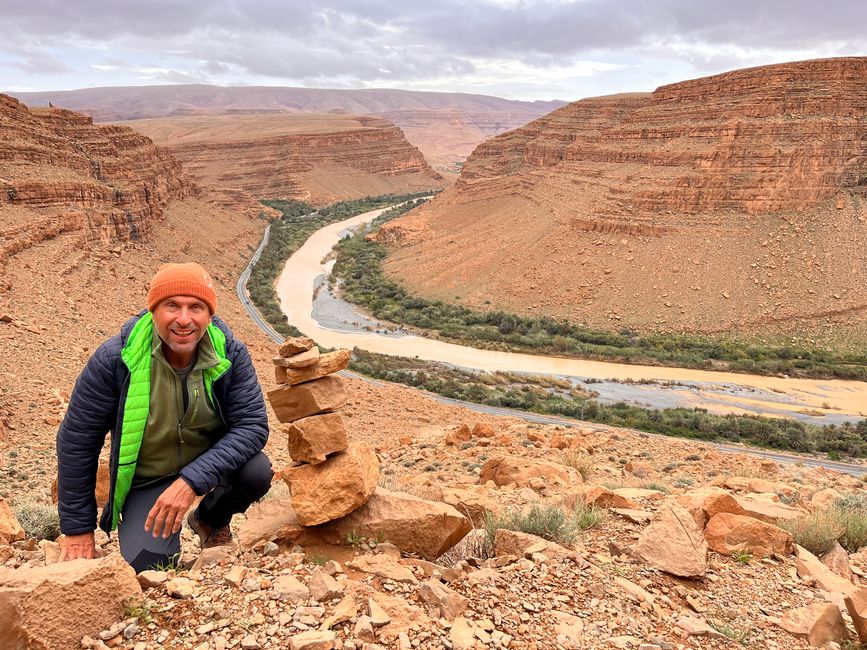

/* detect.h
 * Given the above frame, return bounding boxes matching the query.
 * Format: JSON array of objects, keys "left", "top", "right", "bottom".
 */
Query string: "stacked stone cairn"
[{"left": 266, "top": 337, "right": 379, "bottom": 527}]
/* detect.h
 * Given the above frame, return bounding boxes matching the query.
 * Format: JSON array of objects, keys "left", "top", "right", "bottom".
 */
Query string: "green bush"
[
  {"left": 485, "top": 503, "right": 603, "bottom": 547},
  {"left": 14, "top": 500, "right": 61, "bottom": 541},
  {"left": 780, "top": 508, "right": 845, "bottom": 555},
  {"left": 835, "top": 495, "right": 867, "bottom": 552}
]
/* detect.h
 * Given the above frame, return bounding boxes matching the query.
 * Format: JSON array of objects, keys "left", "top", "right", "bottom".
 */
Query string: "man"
[{"left": 56, "top": 262, "right": 271, "bottom": 571}]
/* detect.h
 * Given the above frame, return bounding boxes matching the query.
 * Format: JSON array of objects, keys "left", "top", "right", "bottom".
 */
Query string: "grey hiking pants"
[{"left": 118, "top": 452, "right": 272, "bottom": 572}]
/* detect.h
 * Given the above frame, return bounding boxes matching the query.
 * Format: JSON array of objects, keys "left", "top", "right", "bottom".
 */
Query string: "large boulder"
[
  {"left": 268, "top": 375, "right": 347, "bottom": 423},
  {"left": 0, "top": 498, "right": 25, "bottom": 545},
  {"left": 479, "top": 455, "right": 577, "bottom": 489},
  {"left": 274, "top": 350, "right": 351, "bottom": 385},
  {"left": 675, "top": 488, "right": 747, "bottom": 529},
  {"left": 0, "top": 554, "right": 142, "bottom": 650},
  {"left": 562, "top": 485, "right": 639, "bottom": 511},
  {"left": 316, "top": 488, "right": 471, "bottom": 560},
  {"left": 794, "top": 545, "right": 855, "bottom": 594},
  {"left": 282, "top": 443, "right": 379, "bottom": 526},
  {"left": 778, "top": 603, "right": 848, "bottom": 646},
  {"left": 494, "top": 529, "right": 571, "bottom": 560},
  {"left": 735, "top": 495, "right": 806, "bottom": 524},
  {"left": 285, "top": 412, "right": 348, "bottom": 464},
  {"left": 844, "top": 587, "right": 867, "bottom": 643},
  {"left": 634, "top": 502, "right": 707, "bottom": 577},
  {"left": 437, "top": 486, "right": 500, "bottom": 527},
  {"left": 704, "top": 513, "right": 793, "bottom": 558},
  {"left": 235, "top": 497, "right": 320, "bottom": 548}
]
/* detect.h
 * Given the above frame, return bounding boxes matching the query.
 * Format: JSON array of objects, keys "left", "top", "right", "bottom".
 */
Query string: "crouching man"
[{"left": 56, "top": 262, "right": 271, "bottom": 571}]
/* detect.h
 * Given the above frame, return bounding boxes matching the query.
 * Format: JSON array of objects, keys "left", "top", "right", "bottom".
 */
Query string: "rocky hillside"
[
  {"left": 123, "top": 113, "right": 445, "bottom": 205},
  {"left": 8, "top": 85, "right": 564, "bottom": 180},
  {"left": 379, "top": 58, "right": 867, "bottom": 344}
]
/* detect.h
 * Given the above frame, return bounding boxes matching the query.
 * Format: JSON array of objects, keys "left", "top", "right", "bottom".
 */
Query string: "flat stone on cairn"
[
  {"left": 268, "top": 375, "right": 347, "bottom": 422},
  {"left": 274, "top": 349, "right": 351, "bottom": 385},
  {"left": 286, "top": 412, "right": 348, "bottom": 464}
]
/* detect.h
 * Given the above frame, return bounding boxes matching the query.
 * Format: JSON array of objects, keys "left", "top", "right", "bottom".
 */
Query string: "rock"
[
  {"left": 268, "top": 375, "right": 348, "bottom": 423},
  {"left": 316, "top": 487, "right": 471, "bottom": 560},
  {"left": 190, "top": 545, "right": 233, "bottom": 573},
  {"left": 224, "top": 565, "right": 248, "bottom": 587},
  {"left": 136, "top": 570, "right": 168, "bottom": 588},
  {"left": 675, "top": 616, "right": 725, "bottom": 638},
  {"left": 844, "top": 587, "right": 867, "bottom": 643},
  {"left": 274, "top": 347, "right": 320, "bottom": 369},
  {"left": 471, "top": 422, "right": 496, "bottom": 437},
  {"left": 779, "top": 603, "right": 848, "bottom": 646},
  {"left": 437, "top": 485, "right": 500, "bottom": 527},
  {"left": 444, "top": 424, "right": 472, "bottom": 445},
  {"left": 282, "top": 442, "right": 379, "bottom": 525},
  {"left": 449, "top": 616, "right": 476, "bottom": 649},
  {"left": 675, "top": 487, "right": 748, "bottom": 528},
  {"left": 735, "top": 495, "right": 806, "bottom": 524},
  {"left": 634, "top": 502, "right": 707, "bottom": 577},
  {"left": 611, "top": 508, "right": 653, "bottom": 524},
  {"left": 562, "top": 485, "right": 639, "bottom": 510},
  {"left": 704, "top": 512, "right": 793, "bottom": 558},
  {"left": 614, "top": 576, "right": 655, "bottom": 605},
  {"left": 347, "top": 554, "right": 417, "bottom": 584},
  {"left": 623, "top": 460, "right": 654, "bottom": 478},
  {"left": 241, "top": 634, "right": 261, "bottom": 649},
  {"left": 308, "top": 568, "right": 344, "bottom": 602},
  {"left": 795, "top": 545, "right": 855, "bottom": 594},
  {"left": 552, "top": 611, "right": 585, "bottom": 648},
  {"left": 39, "top": 539, "right": 61, "bottom": 565},
  {"left": 479, "top": 455, "right": 577, "bottom": 488},
  {"left": 354, "top": 615, "right": 376, "bottom": 643},
  {"left": 285, "top": 412, "right": 349, "bottom": 464},
  {"left": 236, "top": 497, "right": 320, "bottom": 548},
  {"left": 494, "top": 529, "right": 571, "bottom": 560},
  {"left": 612, "top": 488, "right": 666, "bottom": 501},
  {"left": 0, "top": 498, "right": 25, "bottom": 545},
  {"left": 418, "top": 579, "right": 469, "bottom": 620},
  {"left": 288, "top": 630, "right": 337, "bottom": 650},
  {"left": 810, "top": 488, "right": 843, "bottom": 510},
  {"left": 274, "top": 350, "right": 351, "bottom": 385},
  {"left": 320, "top": 594, "right": 358, "bottom": 630},
  {"left": 165, "top": 576, "right": 195, "bottom": 598},
  {"left": 0, "top": 554, "right": 142, "bottom": 650},
  {"left": 279, "top": 336, "right": 316, "bottom": 356},
  {"left": 821, "top": 542, "right": 855, "bottom": 581},
  {"left": 273, "top": 574, "right": 311, "bottom": 602},
  {"left": 368, "top": 598, "right": 391, "bottom": 627}
]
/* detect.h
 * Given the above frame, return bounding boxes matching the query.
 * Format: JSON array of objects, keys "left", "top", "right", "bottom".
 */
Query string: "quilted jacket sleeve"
[
  {"left": 179, "top": 337, "right": 269, "bottom": 495},
  {"left": 56, "top": 339, "right": 121, "bottom": 535}
]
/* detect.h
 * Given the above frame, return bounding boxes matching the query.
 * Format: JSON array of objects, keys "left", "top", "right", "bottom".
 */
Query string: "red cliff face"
[
  {"left": 0, "top": 94, "right": 196, "bottom": 267},
  {"left": 126, "top": 113, "right": 446, "bottom": 206},
  {"left": 381, "top": 58, "right": 867, "bottom": 341}
]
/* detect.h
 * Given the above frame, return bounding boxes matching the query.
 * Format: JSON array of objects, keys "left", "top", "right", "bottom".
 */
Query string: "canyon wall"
[
  {"left": 126, "top": 113, "right": 446, "bottom": 205},
  {"left": 380, "top": 58, "right": 867, "bottom": 343}
]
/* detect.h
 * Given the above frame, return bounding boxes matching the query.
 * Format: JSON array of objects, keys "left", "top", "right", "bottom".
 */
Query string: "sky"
[{"left": 1, "top": 0, "right": 866, "bottom": 102}]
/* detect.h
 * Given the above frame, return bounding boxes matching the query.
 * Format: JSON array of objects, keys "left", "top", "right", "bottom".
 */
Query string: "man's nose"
[{"left": 176, "top": 307, "right": 193, "bottom": 324}]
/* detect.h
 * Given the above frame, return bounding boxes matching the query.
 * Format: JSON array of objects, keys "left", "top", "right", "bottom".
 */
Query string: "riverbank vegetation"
[
  {"left": 332, "top": 231, "right": 867, "bottom": 381},
  {"left": 247, "top": 194, "right": 430, "bottom": 337},
  {"left": 350, "top": 349, "right": 867, "bottom": 458}
]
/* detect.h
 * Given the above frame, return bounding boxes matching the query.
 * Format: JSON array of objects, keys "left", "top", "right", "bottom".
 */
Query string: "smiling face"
[{"left": 152, "top": 295, "right": 211, "bottom": 368}]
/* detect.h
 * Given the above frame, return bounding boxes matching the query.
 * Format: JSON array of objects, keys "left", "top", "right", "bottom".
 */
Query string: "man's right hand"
[{"left": 59, "top": 532, "right": 97, "bottom": 561}]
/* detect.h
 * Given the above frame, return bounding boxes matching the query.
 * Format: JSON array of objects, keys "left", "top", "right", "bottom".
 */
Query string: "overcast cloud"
[{"left": 1, "top": 0, "right": 865, "bottom": 100}]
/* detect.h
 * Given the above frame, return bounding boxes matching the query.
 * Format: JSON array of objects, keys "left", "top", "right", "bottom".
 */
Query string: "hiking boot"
[{"left": 187, "top": 510, "right": 235, "bottom": 549}]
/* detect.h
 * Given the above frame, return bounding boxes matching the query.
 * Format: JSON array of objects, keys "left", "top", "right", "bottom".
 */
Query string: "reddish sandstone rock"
[
  {"left": 734, "top": 494, "right": 805, "bottom": 524},
  {"left": 0, "top": 553, "right": 142, "bottom": 650},
  {"left": 675, "top": 487, "right": 748, "bottom": 529},
  {"left": 844, "top": 587, "right": 867, "bottom": 643},
  {"left": 562, "top": 485, "right": 639, "bottom": 510},
  {"left": 704, "top": 513, "right": 793, "bottom": 558},
  {"left": 494, "top": 529, "right": 571, "bottom": 560},
  {"left": 437, "top": 485, "right": 500, "bottom": 527},
  {"left": 418, "top": 579, "right": 469, "bottom": 620},
  {"left": 281, "top": 443, "right": 379, "bottom": 526},
  {"left": 268, "top": 375, "right": 347, "bottom": 422},
  {"left": 274, "top": 349, "right": 351, "bottom": 385},
  {"left": 274, "top": 347, "right": 320, "bottom": 369},
  {"left": 285, "top": 412, "right": 348, "bottom": 464},
  {"left": 634, "top": 502, "right": 707, "bottom": 577},
  {"left": 479, "top": 455, "right": 577, "bottom": 489},
  {"left": 278, "top": 336, "right": 316, "bottom": 356},
  {"left": 445, "top": 423, "right": 473, "bottom": 446},
  {"left": 795, "top": 544, "right": 855, "bottom": 594},
  {"left": 0, "top": 498, "right": 25, "bottom": 545},
  {"left": 779, "top": 603, "right": 848, "bottom": 646},
  {"left": 471, "top": 422, "right": 496, "bottom": 438},
  {"left": 317, "top": 488, "right": 471, "bottom": 560},
  {"left": 236, "top": 497, "right": 321, "bottom": 548}
]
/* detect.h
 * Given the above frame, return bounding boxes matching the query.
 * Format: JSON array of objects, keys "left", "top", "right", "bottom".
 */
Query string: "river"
[{"left": 275, "top": 207, "right": 867, "bottom": 425}]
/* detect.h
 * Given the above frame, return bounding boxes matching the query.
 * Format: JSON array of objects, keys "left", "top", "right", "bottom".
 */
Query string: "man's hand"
[
  {"left": 59, "top": 532, "right": 97, "bottom": 561},
  {"left": 145, "top": 478, "right": 196, "bottom": 539}
]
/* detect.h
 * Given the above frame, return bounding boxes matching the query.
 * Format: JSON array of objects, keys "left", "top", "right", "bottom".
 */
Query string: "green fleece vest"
[{"left": 113, "top": 313, "right": 231, "bottom": 529}]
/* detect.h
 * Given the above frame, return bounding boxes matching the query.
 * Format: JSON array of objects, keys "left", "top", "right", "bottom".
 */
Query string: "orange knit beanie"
[{"left": 147, "top": 262, "right": 217, "bottom": 314}]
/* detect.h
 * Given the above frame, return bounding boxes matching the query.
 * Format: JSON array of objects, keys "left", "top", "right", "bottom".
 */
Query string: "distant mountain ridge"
[{"left": 8, "top": 85, "right": 566, "bottom": 178}]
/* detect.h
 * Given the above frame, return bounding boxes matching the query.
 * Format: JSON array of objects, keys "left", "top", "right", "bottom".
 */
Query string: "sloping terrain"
[
  {"left": 9, "top": 85, "right": 564, "bottom": 180},
  {"left": 379, "top": 58, "right": 867, "bottom": 346},
  {"left": 122, "top": 112, "right": 445, "bottom": 205}
]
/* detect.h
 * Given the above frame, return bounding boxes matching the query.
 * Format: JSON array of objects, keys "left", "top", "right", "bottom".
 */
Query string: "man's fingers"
[
  {"left": 171, "top": 509, "right": 185, "bottom": 535},
  {"left": 144, "top": 504, "right": 159, "bottom": 534},
  {"left": 151, "top": 505, "right": 170, "bottom": 538}
]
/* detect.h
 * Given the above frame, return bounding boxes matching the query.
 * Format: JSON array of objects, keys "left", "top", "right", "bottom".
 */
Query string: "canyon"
[
  {"left": 122, "top": 112, "right": 445, "bottom": 206},
  {"left": 379, "top": 58, "right": 867, "bottom": 346},
  {"left": 10, "top": 85, "right": 564, "bottom": 180}
]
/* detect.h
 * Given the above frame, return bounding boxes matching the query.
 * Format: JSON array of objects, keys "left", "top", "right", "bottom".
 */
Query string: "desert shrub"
[
  {"left": 561, "top": 450, "right": 595, "bottom": 481},
  {"left": 14, "top": 500, "right": 61, "bottom": 540},
  {"left": 780, "top": 508, "right": 845, "bottom": 555},
  {"left": 835, "top": 495, "right": 867, "bottom": 552},
  {"left": 571, "top": 501, "right": 606, "bottom": 531},
  {"left": 437, "top": 529, "right": 494, "bottom": 567}
]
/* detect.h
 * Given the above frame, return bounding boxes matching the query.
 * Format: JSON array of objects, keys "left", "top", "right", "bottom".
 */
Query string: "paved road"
[{"left": 236, "top": 219, "right": 867, "bottom": 479}]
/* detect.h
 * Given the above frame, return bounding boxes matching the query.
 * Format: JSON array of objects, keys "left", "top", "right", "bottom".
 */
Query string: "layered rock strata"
[{"left": 379, "top": 58, "right": 867, "bottom": 340}]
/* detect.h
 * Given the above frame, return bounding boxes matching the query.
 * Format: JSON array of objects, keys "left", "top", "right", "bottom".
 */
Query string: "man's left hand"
[{"left": 144, "top": 478, "right": 196, "bottom": 539}]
